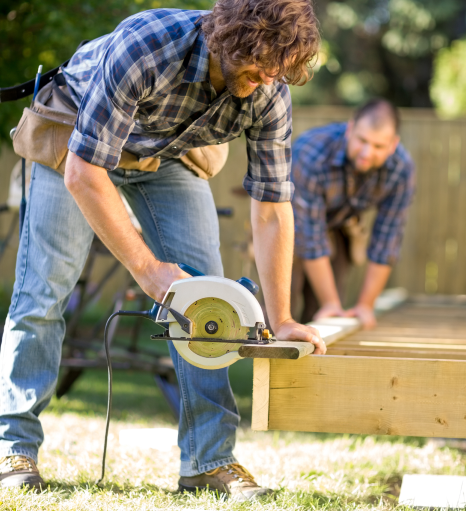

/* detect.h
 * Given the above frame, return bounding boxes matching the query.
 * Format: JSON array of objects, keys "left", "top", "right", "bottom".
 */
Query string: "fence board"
[
  {"left": 1, "top": 106, "right": 465, "bottom": 297},
  {"left": 215, "top": 107, "right": 466, "bottom": 296}
]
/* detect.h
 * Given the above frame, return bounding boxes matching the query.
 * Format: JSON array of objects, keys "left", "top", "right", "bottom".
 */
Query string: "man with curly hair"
[{"left": 0, "top": 0, "right": 324, "bottom": 500}]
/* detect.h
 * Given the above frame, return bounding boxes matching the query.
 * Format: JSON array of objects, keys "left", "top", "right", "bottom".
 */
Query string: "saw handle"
[
  {"left": 236, "top": 277, "right": 259, "bottom": 296},
  {"left": 178, "top": 263, "right": 205, "bottom": 277},
  {"left": 178, "top": 263, "right": 260, "bottom": 295}
]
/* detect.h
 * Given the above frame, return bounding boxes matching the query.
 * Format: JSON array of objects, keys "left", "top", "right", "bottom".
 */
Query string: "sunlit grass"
[
  {"left": 1, "top": 410, "right": 464, "bottom": 510},
  {"left": 1, "top": 323, "right": 464, "bottom": 509}
]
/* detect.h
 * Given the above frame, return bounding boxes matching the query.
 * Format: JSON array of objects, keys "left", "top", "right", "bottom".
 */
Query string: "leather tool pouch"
[
  {"left": 340, "top": 214, "right": 371, "bottom": 266},
  {"left": 12, "top": 73, "right": 229, "bottom": 179},
  {"left": 12, "top": 75, "right": 77, "bottom": 175},
  {"left": 327, "top": 206, "right": 371, "bottom": 267}
]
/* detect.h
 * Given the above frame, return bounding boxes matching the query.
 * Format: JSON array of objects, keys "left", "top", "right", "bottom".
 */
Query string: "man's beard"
[
  {"left": 347, "top": 156, "right": 378, "bottom": 174},
  {"left": 220, "top": 60, "right": 259, "bottom": 98}
]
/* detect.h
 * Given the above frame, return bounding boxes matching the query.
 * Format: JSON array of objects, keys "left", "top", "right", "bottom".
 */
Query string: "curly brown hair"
[{"left": 201, "top": 0, "right": 320, "bottom": 85}]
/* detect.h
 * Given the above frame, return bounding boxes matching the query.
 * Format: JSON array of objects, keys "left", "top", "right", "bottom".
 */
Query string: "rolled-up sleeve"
[
  {"left": 68, "top": 29, "right": 154, "bottom": 170},
  {"left": 292, "top": 142, "right": 330, "bottom": 259},
  {"left": 242, "top": 84, "right": 293, "bottom": 202},
  {"left": 368, "top": 159, "right": 415, "bottom": 265}
]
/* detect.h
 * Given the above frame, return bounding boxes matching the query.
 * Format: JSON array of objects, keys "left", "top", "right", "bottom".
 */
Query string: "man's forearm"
[
  {"left": 303, "top": 256, "right": 341, "bottom": 307},
  {"left": 358, "top": 262, "right": 392, "bottom": 308},
  {"left": 251, "top": 199, "right": 326, "bottom": 353},
  {"left": 251, "top": 200, "right": 294, "bottom": 331},
  {"left": 64, "top": 152, "right": 186, "bottom": 300}
]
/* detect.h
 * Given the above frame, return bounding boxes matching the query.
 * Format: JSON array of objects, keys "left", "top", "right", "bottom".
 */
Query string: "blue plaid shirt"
[
  {"left": 292, "top": 123, "right": 415, "bottom": 265},
  {"left": 64, "top": 9, "right": 293, "bottom": 202}
]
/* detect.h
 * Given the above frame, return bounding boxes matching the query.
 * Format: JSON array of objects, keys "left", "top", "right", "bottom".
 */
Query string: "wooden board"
[
  {"left": 252, "top": 296, "right": 466, "bottom": 436},
  {"left": 265, "top": 355, "right": 466, "bottom": 437},
  {"left": 240, "top": 317, "right": 360, "bottom": 360},
  {"left": 326, "top": 299, "right": 466, "bottom": 360}
]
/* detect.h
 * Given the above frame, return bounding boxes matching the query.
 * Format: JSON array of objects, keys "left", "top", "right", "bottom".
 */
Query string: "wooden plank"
[
  {"left": 239, "top": 340, "right": 315, "bottom": 359},
  {"left": 334, "top": 337, "right": 466, "bottom": 347},
  {"left": 327, "top": 347, "right": 466, "bottom": 360},
  {"left": 251, "top": 358, "right": 270, "bottom": 431},
  {"left": 265, "top": 356, "right": 466, "bottom": 438},
  {"left": 240, "top": 317, "right": 360, "bottom": 360}
]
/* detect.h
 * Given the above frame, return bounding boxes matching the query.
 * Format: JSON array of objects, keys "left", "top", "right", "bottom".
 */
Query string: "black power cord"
[{"left": 95, "top": 309, "right": 158, "bottom": 486}]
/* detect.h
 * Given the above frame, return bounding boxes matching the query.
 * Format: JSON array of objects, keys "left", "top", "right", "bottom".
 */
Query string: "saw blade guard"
[{"left": 156, "top": 276, "right": 265, "bottom": 369}]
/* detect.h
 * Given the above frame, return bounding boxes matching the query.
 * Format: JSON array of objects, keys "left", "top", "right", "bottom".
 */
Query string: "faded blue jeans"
[{"left": 0, "top": 160, "right": 240, "bottom": 476}]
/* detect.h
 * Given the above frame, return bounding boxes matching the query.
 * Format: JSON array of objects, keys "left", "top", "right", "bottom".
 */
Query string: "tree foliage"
[
  {"left": 291, "top": 0, "right": 466, "bottom": 110},
  {"left": 430, "top": 39, "right": 466, "bottom": 118},
  {"left": 1, "top": 0, "right": 466, "bottom": 145},
  {"left": 0, "top": 0, "right": 212, "bottom": 144}
]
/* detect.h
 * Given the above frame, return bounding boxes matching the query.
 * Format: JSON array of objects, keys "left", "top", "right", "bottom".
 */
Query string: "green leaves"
[
  {"left": 0, "top": 0, "right": 213, "bottom": 144},
  {"left": 431, "top": 38, "right": 466, "bottom": 118}
]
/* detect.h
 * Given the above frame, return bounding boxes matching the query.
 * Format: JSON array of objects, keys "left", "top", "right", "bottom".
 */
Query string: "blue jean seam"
[
  {"left": 180, "top": 456, "right": 239, "bottom": 477},
  {"left": 136, "top": 182, "right": 170, "bottom": 262},
  {"left": 176, "top": 351, "right": 198, "bottom": 470},
  {"left": 9, "top": 165, "right": 35, "bottom": 314}
]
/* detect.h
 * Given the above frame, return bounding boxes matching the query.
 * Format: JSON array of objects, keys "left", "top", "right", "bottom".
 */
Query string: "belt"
[{"left": 0, "top": 40, "right": 89, "bottom": 103}]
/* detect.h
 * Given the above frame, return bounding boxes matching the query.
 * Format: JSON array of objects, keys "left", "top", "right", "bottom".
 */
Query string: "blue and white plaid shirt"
[
  {"left": 64, "top": 9, "right": 293, "bottom": 202},
  {"left": 292, "top": 123, "right": 415, "bottom": 265}
]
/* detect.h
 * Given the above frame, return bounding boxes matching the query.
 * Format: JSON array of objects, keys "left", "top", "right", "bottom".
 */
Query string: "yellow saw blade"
[{"left": 184, "top": 297, "right": 249, "bottom": 358}]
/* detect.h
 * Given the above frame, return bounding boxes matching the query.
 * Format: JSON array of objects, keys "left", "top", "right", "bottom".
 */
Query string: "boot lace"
[
  {"left": 0, "top": 455, "right": 37, "bottom": 474},
  {"left": 205, "top": 463, "right": 256, "bottom": 484}
]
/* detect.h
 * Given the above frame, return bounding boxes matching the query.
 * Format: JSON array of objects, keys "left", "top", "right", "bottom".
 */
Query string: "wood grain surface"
[
  {"left": 253, "top": 297, "right": 466, "bottom": 435},
  {"left": 267, "top": 355, "right": 466, "bottom": 437}
]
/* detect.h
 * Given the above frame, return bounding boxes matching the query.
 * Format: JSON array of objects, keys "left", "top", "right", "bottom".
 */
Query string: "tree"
[
  {"left": 1, "top": 0, "right": 466, "bottom": 145},
  {"left": 0, "top": 0, "right": 211, "bottom": 145},
  {"left": 430, "top": 38, "right": 466, "bottom": 118},
  {"left": 290, "top": 0, "right": 466, "bottom": 109}
]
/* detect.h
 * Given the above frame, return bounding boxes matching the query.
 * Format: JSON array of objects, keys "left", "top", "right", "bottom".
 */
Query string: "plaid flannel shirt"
[
  {"left": 64, "top": 9, "right": 293, "bottom": 202},
  {"left": 291, "top": 123, "right": 415, "bottom": 265}
]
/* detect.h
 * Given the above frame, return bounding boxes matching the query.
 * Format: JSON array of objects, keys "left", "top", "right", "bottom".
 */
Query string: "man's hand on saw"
[
  {"left": 274, "top": 319, "right": 327, "bottom": 355},
  {"left": 139, "top": 261, "right": 190, "bottom": 302}
]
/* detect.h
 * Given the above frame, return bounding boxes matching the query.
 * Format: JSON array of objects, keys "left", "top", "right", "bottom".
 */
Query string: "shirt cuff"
[
  {"left": 242, "top": 175, "right": 294, "bottom": 203},
  {"left": 294, "top": 242, "right": 331, "bottom": 260},
  {"left": 68, "top": 128, "right": 121, "bottom": 170},
  {"left": 367, "top": 252, "right": 397, "bottom": 266}
]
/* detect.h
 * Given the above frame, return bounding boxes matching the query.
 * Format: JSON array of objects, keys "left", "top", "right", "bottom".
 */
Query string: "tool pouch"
[
  {"left": 340, "top": 213, "right": 372, "bottom": 266},
  {"left": 12, "top": 77, "right": 77, "bottom": 175},
  {"left": 12, "top": 74, "right": 229, "bottom": 179}
]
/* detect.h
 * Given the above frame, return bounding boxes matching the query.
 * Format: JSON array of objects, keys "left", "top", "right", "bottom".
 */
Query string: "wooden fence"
[
  {"left": 1, "top": 106, "right": 465, "bottom": 302},
  {"left": 212, "top": 106, "right": 466, "bottom": 299}
]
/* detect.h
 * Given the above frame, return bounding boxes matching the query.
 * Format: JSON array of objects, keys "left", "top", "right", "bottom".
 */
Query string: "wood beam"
[{"left": 265, "top": 355, "right": 466, "bottom": 438}]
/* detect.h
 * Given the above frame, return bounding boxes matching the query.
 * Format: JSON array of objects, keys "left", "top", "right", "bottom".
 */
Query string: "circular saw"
[{"left": 150, "top": 267, "right": 269, "bottom": 369}]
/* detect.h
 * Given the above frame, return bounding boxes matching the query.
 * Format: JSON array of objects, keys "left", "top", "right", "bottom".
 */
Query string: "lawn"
[{"left": 1, "top": 317, "right": 466, "bottom": 510}]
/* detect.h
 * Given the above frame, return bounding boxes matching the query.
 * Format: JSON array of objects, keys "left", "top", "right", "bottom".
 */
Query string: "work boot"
[
  {"left": 178, "top": 463, "right": 272, "bottom": 502},
  {"left": 0, "top": 455, "right": 44, "bottom": 491}
]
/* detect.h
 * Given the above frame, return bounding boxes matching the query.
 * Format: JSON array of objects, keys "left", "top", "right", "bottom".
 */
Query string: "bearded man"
[
  {"left": 0, "top": 0, "right": 325, "bottom": 500},
  {"left": 291, "top": 99, "right": 415, "bottom": 328}
]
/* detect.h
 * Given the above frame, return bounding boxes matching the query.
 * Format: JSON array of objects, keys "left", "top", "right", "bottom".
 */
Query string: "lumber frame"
[
  {"left": 250, "top": 290, "right": 466, "bottom": 436},
  {"left": 264, "top": 355, "right": 466, "bottom": 438},
  {"left": 241, "top": 287, "right": 407, "bottom": 361},
  {"left": 251, "top": 359, "right": 270, "bottom": 431}
]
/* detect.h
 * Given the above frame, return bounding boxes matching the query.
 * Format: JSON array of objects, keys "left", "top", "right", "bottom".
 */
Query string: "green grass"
[{"left": 2, "top": 304, "right": 466, "bottom": 510}]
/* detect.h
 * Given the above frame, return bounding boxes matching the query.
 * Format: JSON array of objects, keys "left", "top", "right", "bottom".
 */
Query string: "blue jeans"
[{"left": 0, "top": 160, "right": 240, "bottom": 476}]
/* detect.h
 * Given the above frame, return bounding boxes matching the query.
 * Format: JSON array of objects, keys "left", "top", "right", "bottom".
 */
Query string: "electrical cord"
[{"left": 95, "top": 309, "right": 156, "bottom": 486}]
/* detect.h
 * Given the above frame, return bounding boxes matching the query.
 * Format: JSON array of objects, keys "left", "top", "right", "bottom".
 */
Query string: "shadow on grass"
[
  {"left": 44, "top": 479, "right": 176, "bottom": 495},
  {"left": 48, "top": 354, "right": 255, "bottom": 424}
]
